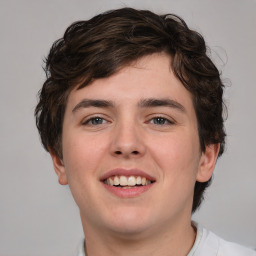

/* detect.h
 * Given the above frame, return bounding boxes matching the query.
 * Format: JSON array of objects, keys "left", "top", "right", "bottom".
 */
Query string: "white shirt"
[
  {"left": 77, "top": 223, "right": 256, "bottom": 256},
  {"left": 187, "top": 223, "right": 256, "bottom": 256}
]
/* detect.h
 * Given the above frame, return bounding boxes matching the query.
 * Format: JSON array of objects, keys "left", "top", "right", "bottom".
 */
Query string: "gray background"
[{"left": 0, "top": 0, "right": 255, "bottom": 255}]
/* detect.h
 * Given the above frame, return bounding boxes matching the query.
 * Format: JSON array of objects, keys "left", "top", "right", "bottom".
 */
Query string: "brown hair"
[{"left": 35, "top": 7, "right": 226, "bottom": 212}]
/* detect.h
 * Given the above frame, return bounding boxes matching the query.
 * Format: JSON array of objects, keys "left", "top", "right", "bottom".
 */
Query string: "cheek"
[
  {"left": 61, "top": 133, "right": 109, "bottom": 207},
  {"left": 149, "top": 131, "right": 201, "bottom": 180},
  {"left": 62, "top": 132, "right": 108, "bottom": 179}
]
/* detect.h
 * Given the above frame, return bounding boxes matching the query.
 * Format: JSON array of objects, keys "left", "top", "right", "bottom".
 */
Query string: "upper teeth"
[{"left": 105, "top": 176, "right": 152, "bottom": 186}]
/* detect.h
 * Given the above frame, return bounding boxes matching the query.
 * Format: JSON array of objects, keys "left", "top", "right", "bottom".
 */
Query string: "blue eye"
[
  {"left": 150, "top": 117, "right": 172, "bottom": 125},
  {"left": 84, "top": 117, "right": 107, "bottom": 125}
]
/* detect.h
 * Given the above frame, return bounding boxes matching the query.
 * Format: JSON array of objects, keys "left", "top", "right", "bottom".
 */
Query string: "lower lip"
[{"left": 102, "top": 183, "right": 154, "bottom": 198}]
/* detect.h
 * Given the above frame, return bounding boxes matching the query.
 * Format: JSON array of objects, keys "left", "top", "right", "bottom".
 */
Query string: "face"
[{"left": 51, "top": 53, "right": 218, "bottom": 237}]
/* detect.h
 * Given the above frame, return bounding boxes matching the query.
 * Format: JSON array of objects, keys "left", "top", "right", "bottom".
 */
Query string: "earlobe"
[
  {"left": 196, "top": 143, "right": 220, "bottom": 182},
  {"left": 49, "top": 150, "right": 68, "bottom": 185}
]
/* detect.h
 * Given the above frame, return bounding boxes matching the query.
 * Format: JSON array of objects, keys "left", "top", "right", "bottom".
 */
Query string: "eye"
[
  {"left": 149, "top": 117, "right": 173, "bottom": 125},
  {"left": 83, "top": 117, "right": 107, "bottom": 126}
]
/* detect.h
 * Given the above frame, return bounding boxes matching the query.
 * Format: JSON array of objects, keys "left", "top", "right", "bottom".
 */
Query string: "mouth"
[
  {"left": 100, "top": 169, "right": 156, "bottom": 197},
  {"left": 103, "top": 175, "right": 154, "bottom": 189}
]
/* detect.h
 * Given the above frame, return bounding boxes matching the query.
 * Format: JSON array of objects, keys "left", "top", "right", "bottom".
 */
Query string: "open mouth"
[{"left": 103, "top": 175, "right": 155, "bottom": 189}]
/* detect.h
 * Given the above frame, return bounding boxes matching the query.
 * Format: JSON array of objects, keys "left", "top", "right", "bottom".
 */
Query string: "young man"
[{"left": 35, "top": 8, "right": 256, "bottom": 256}]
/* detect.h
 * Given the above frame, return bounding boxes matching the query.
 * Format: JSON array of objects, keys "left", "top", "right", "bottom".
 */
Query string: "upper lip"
[{"left": 100, "top": 168, "right": 156, "bottom": 182}]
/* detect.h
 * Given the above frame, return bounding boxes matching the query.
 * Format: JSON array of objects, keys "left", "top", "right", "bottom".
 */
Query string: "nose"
[{"left": 110, "top": 121, "right": 146, "bottom": 158}]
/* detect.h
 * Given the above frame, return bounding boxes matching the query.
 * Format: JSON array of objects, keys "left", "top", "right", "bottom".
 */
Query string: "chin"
[
  {"left": 104, "top": 208, "right": 153, "bottom": 236},
  {"left": 108, "top": 222, "right": 151, "bottom": 238}
]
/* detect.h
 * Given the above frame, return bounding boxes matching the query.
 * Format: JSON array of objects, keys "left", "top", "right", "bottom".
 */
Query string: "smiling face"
[{"left": 51, "top": 53, "right": 218, "bottom": 238}]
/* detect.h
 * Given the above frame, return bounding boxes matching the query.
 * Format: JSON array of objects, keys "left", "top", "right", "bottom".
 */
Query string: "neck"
[{"left": 81, "top": 217, "right": 196, "bottom": 256}]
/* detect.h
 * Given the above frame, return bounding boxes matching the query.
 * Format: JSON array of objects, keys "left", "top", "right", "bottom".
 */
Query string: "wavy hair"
[{"left": 35, "top": 8, "right": 226, "bottom": 212}]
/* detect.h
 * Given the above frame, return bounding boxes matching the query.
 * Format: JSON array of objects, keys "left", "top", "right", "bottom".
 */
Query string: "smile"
[
  {"left": 104, "top": 175, "right": 153, "bottom": 188},
  {"left": 101, "top": 169, "right": 156, "bottom": 197}
]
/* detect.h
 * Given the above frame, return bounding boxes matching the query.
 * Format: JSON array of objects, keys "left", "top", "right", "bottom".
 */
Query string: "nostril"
[{"left": 114, "top": 150, "right": 139, "bottom": 155}]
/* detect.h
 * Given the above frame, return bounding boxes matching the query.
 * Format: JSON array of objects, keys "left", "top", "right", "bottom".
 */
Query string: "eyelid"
[
  {"left": 146, "top": 114, "right": 176, "bottom": 124},
  {"left": 81, "top": 114, "right": 110, "bottom": 125},
  {"left": 83, "top": 117, "right": 106, "bottom": 125}
]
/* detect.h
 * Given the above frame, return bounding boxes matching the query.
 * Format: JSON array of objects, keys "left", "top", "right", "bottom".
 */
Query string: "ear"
[
  {"left": 49, "top": 150, "right": 68, "bottom": 185},
  {"left": 196, "top": 143, "right": 220, "bottom": 182}
]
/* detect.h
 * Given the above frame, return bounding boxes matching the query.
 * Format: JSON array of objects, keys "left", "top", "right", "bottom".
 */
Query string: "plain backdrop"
[{"left": 0, "top": 0, "right": 255, "bottom": 255}]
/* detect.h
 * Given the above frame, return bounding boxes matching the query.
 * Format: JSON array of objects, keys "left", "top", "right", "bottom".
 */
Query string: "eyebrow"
[
  {"left": 138, "top": 98, "right": 186, "bottom": 112},
  {"left": 72, "top": 98, "right": 186, "bottom": 113},
  {"left": 72, "top": 99, "right": 115, "bottom": 113}
]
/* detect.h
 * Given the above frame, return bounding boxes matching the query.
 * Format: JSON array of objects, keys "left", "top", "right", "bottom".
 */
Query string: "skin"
[{"left": 51, "top": 53, "right": 219, "bottom": 256}]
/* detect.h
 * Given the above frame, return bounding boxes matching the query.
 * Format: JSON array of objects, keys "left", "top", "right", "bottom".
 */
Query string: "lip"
[
  {"left": 102, "top": 183, "right": 154, "bottom": 198},
  {"left": 100, "top": 168, "right": 156, "bottom": 198}
]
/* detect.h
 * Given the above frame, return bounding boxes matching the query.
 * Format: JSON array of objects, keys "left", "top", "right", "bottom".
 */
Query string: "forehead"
[{"left": 66, "top": 53, "right": 193, "bottom": 110}]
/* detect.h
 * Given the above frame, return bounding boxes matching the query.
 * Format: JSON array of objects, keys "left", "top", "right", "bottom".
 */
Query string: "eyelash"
[
  {"left": 82, "top": 116, "right": 108, "bottom": 126},
  {"left": 148, "top": 116, "right": 174, "bottom": 126},
  {"left": 81, "top": 115, "right": 174, "bottom": 127}
]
